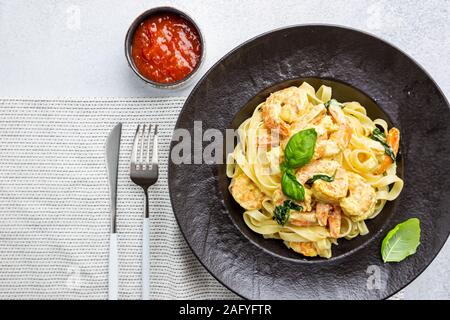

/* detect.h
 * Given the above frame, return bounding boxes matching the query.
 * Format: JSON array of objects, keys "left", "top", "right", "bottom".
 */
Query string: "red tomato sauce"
[{"left": 131, "top": 12, "right": 202, "bottom": 84}]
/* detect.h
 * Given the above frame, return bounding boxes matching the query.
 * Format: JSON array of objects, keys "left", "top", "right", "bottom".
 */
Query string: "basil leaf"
[
  {"left": 381, "top": 218, "right": 421, "bottom": 263},
  {"left": 280, "top": 161, "right": 294, "bottom": 175},
  {"left": 273, "top": 200, "right": 303, "bottom": 226},
  {"left": 281, "top": 171, "right": 305, "bottom": 201},
  {"left": 305, "top": 173, "right": 335, "bottom": 187},
  {"left": 370, "top": 128, "right": 396, "bottom": 161},
  {"left": 284, "top": 128, "right": 317, "bottom": 168},
  {"left": 324, "top": 99, "right": 343, "bottom": 110}
]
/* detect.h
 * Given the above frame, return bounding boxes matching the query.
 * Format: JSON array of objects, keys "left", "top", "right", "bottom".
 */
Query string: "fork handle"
[
  {"left": 142, "top": 217, "right": 150, "bottom": 300},
  {"left": 108, "top": 233, "right": 119, "bottom": 300}
]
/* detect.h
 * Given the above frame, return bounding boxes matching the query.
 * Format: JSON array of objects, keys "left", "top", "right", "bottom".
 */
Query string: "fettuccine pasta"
[{"left": 227, "top": 82, "right": 403, "bottom": 258}]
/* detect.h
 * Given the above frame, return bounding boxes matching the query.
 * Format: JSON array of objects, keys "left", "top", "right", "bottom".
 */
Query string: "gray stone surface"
[{"left": 0, "top": 0, "right": 448, "bottom": 299}]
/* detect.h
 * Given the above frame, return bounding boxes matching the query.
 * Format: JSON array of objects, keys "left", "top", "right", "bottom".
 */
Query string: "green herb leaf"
[
  {"left": 273, "top": 200, "right": 303, "bottom": 225},
  {"left": 324, "top": 99, "right": 343, "bottom": 110},
  {"left": 281, "top": 171, "right": 305, "bottom": 201},
  {"left": 372, "top": 127, "right": 386, "bottom": 140},
  {"left": 284, "top": 128, "right": 317, "bottom": 168},
  {"left": 280, "top": 161, "right": 294, "bottom": 175},
  {"left": 305, "top": 172, "right": 335, "bottom": 187},
  {"left": 273, "top": 204, "right": 290, "bottom": 225},
  {"left": 383, "top": 145, "right": 396, "bottom": 162},
  {"left": 381, "top": 218, "right": 421, "bottom": 263},
  {"left": 370, "top": 128, "right": 396, "bottom": 161}
]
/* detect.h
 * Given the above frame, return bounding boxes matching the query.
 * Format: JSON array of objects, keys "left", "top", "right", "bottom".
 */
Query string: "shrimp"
[
  {"left": 312, "top": 107, "right": 352, "bottom": 159},
  {"left": 289, "top": 211, "right": 317, "bottom": 227},
  {"left": 288, "top": 104, "right": 326, "bottom": 138},
  {"left": 374, "top": 127, "right": 400, "bottom": 175},
  {"left": 317, "top": 114, "right": 339, "bottom": 133},
  {"left": 295, "top": 159, "right": 339, "bottom": 185},
  {"left": 272, "top": 188, "right": 312, "bottom": 212},
  {"left": 312, "top": 168, "right": 349, "bottom": 204},
  {"left": 262, "top": 87, "right": 307, "bottom": 138},
  {"left": 289, "top": 242, "right": 318, "bottom": 257},
  {"left": 315, "top": 202, "right": 341, "bottom": 236},
  {"left": 229, "top": 173, "right": 265, "bottom": 210},
  {"left": 328, "top": 205, "right": 342, "bottom": 238},
  {"left": 328, "top": 104, "right": 352, "bottom": 149},
  {"left": 339, "top": 172, "right": 376, "bottom": 221},
  {"left": 311, "top": 116, "right": 339, "bottom": 159},
  {"left": 295, "top": 160, "right": 348, "bottom": 204},
  {"left": 330, "top": 124, "right": 352, "bottom": 149},
  {"left": 316, "top": 202, "right": 331, "bottom": 226},
  {"left": 272, "top": 188, "right": 314, "bottom": 227},
  {"left": 313, "top": 138, "right": 341, "bottom": 159}
]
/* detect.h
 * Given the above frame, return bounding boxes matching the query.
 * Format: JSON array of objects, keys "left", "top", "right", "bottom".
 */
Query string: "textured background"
[{"left": 0, "top": 0, "right": 449, "bottom": 299}]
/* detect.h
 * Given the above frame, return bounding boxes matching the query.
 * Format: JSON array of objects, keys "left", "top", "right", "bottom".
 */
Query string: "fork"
[{"left": 130, "top": 124, "right": 159, "bottom": 300}]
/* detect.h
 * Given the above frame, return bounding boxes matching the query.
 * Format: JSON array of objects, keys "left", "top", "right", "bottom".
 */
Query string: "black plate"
[{"left": 168, "top": 25, "right": 450, "bottom": 299}]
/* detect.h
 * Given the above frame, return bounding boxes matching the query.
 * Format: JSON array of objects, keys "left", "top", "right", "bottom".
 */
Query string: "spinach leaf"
[
  {"left": 284, "top": 128, "right": 317, "bottom": 168},
  {"left": 372, "top": 127, "right": 386, "bottom": 140},
  {"left": 381, "top": 218, "right": 421, "bottom": 263},
  {"left": 382, "top": 145, "right": 396, "bottom": 162},
  {"left": 273, "top": 200, "right": 303, "bottom": 225},
  {"left": 370, "top": 128, "right": 396, "bottom": 161},
  {"left": 324, "top": 99, "right": 343, "bottom": 110},
  {"left": 305, "top": 172, "right": 335, "bottom": 187},
  {"left": 281, "top": 171, "right": 305, "bottom": 201},
  {"left": 273, "top": 204, "right": 290, "bottom": 225}
]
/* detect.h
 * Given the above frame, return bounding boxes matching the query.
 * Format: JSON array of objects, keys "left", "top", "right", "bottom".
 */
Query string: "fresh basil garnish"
[
  {"left": 280, "top": 129, "right": 316, "bottom": 200},
  {"left": 279, "top": 161, "right": 293, "bottom": 175},
  {"left": 370, "top": 127, "right": 396, "bottom": 161},
  {"left": 381, "top": 218, "right": 421, "bottom": 263},
  {"left": 284, "top": 128, "right": 317, "bottom": 169},
  {"left": 305, "top": 172, "right": 336, "bottom": 187},
  {"left": 324, "top": 99, "right": 343, "bottom": 110},
  {"left": 281, "top": 171, "right": 305, "bottom": 201},
  {"left": 273, "top": 200, "right": 303, "bottom": 225}
]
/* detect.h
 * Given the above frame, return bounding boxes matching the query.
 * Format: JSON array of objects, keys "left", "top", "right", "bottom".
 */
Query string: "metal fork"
[{"left": 130, "top": 124, "right": 159, "bottom": 300}]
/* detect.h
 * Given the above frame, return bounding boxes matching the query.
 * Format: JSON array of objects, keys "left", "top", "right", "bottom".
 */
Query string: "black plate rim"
[{"left": 168, "top": 23, "right": 450, "bottom": 300}]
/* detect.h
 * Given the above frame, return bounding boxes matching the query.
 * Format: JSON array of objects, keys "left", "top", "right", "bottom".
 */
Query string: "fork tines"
[{"left": 130, "top": 124, "right": 158, "bottom": 171}]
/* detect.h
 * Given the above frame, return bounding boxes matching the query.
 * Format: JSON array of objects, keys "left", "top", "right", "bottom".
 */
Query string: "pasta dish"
[{"left": 227, "top": 82, "right": 403, "bottom": 258}]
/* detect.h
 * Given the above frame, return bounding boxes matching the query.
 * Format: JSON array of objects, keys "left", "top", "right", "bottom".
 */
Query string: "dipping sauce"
[{"left": 131, "top": 12, "right": 202, "bottom": 84}]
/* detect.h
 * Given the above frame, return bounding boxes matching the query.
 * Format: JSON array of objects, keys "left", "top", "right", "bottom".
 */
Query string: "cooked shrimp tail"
[
  {"left": 316, "top": 202, "right": 331, "bottom": 226},
  {"left": 328, "top": 205, "right": 342, "bottom": 238}
]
